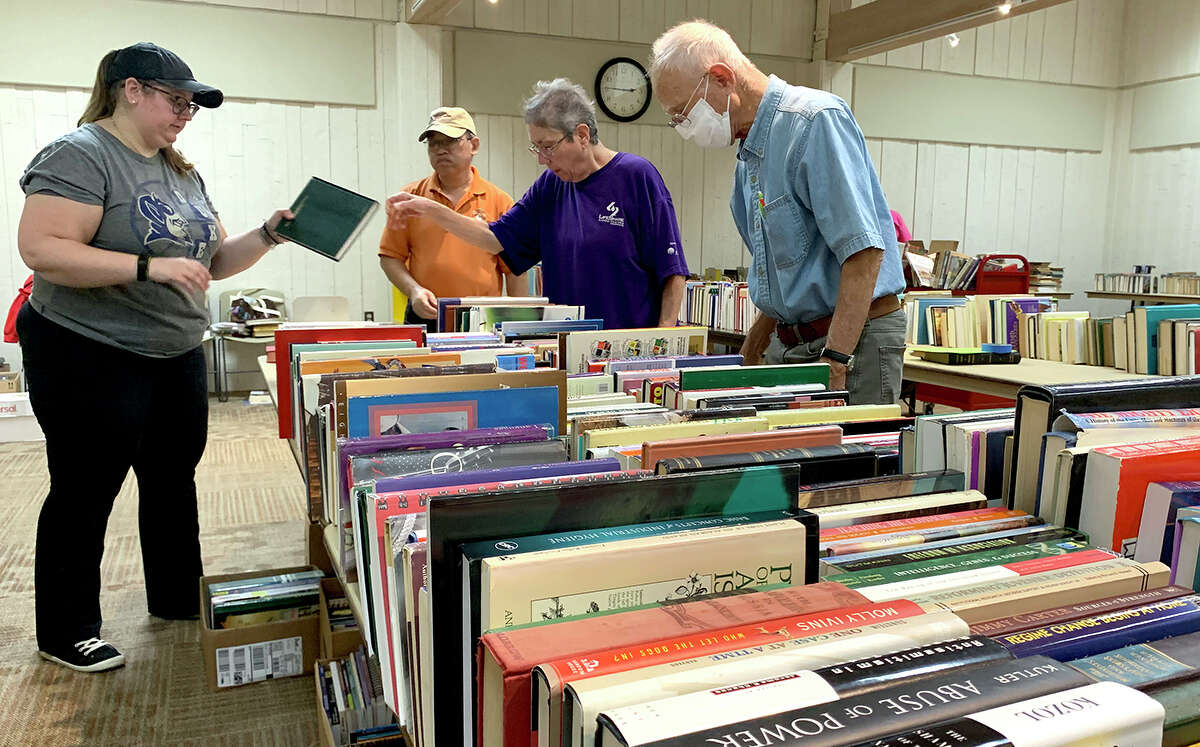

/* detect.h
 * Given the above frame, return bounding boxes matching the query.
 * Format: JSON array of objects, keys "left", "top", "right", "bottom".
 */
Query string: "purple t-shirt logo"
[{"left": 599, "top": 201, "right": 625, "bottom": 227}]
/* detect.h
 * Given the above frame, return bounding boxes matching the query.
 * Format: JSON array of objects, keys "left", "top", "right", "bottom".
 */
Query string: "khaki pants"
[{"left": 765, "top": 308, "right": 906, "bottom": 405}]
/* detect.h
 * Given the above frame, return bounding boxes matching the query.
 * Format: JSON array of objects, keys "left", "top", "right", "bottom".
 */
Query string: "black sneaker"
[{"left": 39, "top": 637, "right": 126, "bottom": 673}]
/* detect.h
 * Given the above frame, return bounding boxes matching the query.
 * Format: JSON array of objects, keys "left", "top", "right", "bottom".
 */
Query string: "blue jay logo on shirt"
[
  {"left": 598, "top": 201, "right": 626, "bottom": 228},
  {"left": 131, "top": 180, "right": 219, "bottom": 260}
]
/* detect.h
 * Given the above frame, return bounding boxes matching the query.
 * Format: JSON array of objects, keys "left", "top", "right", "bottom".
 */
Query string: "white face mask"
[{"left": 674, "top": 77, "right": 732, "bottom": 149}]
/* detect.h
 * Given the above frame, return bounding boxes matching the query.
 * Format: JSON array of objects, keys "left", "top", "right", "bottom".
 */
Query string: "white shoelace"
[{"left": 74, "top": 638, "right": 110, "bottom": 657}]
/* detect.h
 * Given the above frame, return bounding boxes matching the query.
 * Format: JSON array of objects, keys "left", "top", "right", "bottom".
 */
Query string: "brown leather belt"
[{"left": 775, "top": 294, "right": 901, "bottom": 348}]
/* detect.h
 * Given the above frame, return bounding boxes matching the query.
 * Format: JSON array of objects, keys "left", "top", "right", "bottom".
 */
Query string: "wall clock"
[{"left": 594, "top": 56, "right": 652, "bottom": 123}]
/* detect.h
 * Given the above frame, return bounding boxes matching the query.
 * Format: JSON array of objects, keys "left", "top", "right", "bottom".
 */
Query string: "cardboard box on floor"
[
  {"left": 199, "top": 565, "right": 322, "bottom": 692},
  {"left": 319, "top": 578, "right": 362, "bottom": 660},
  {"left": 0, "top": 371, "right": 20, "bottom": 393}
]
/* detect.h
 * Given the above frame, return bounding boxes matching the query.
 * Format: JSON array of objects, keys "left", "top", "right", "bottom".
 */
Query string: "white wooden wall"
[
  {"left": 1108, "top": 0, "right": 1200, "bottom": 292},
  {"left": 847, "top": 0, "right": 1126, "bottom": 312},
  {"left": 0, "top": 2, "right": 441, "bottom": 388}
]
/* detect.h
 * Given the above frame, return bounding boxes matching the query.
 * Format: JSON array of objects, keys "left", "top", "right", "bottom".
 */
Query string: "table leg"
[{"left": 214, "top": 335, "right": 228, "bottom": 403}]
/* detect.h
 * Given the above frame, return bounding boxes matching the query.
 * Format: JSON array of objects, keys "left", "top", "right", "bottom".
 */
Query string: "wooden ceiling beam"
[{"left": 824, "top": 0, "right": 1072, "bottom": 62}]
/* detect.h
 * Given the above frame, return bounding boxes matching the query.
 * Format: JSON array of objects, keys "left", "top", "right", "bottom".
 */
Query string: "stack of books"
[
  {"left": 272, "top": 320, "right": 1200, "bottom": 747},
  {"left": 315, "top": 646, "right": 399, "bottom": 745},
  {"left": 207, "top": 569, "right": 324, "bottom": 629},
  {"left": 1030, "top": 261, "right": 1064, "bottom": 293}
]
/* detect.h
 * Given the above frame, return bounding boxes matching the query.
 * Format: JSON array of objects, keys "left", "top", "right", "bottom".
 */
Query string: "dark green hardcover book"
[
  {"left": 273, "top": 176, "right": 379, "bottom": 261},
  {"left": 655, "top": 445, "right": 878, "bottom": 483},
  {"left": 678, "top": 363, "right": 830, "bottom": 391},
  {"left": 826, "top": 527, "right": 1087, "bottom": 573},
  {"left": 427, "top": 463, "right": 808, "bottom": 747},
  {"left": 828, "top": 537, "right": 1095, "bottom": 589}
]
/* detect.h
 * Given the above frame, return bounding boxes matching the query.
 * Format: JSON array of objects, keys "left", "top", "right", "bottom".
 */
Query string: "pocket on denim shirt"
[{"left": 761, "top": 196, "right": 809, "bottom": 270}]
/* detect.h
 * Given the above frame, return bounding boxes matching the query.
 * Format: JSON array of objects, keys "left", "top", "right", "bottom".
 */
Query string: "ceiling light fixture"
[
  {"left": 998, "top": 2, "right": 1013, "bottom": 14},
  {"left": 947, "top": 32, "right": 961, "bottom": 47}
]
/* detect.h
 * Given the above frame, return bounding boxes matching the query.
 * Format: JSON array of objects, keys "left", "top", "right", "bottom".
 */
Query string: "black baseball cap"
[{"left": 105, "top": 42, "right": 223, "bottom": 109}]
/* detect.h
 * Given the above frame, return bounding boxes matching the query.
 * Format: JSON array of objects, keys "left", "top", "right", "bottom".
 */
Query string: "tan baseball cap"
[{"left": 418, "top": 107, "right": 476, "bottom": 142}]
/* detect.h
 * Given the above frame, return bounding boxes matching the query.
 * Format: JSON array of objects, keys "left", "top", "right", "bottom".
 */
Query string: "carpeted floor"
[{"left": 0, "top": 400, "right": 321, "bottom": 746}]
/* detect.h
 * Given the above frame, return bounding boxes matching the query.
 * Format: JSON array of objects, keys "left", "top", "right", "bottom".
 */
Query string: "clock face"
[{"left": 595, "top": 57, "right": 652, "bottom": 123}]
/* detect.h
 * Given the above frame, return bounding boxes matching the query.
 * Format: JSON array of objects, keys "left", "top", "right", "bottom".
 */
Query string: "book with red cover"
[
  {"left": 476, "top": 582, "right": 871, "bottom": 747},
  {"left": 275, "top": 325, "right": 425, "bottom": 438},
  {"left": 1080, "top": 435, "right": 1200, "bottom": 555},
  {"left": 641, "top": 425, "right": 843, "bottom": 471}
]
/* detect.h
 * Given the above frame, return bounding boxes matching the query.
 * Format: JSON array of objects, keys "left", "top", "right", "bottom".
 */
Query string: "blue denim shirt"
[{"left": 731, "top": 75, "right": 905, "bottom": 324}]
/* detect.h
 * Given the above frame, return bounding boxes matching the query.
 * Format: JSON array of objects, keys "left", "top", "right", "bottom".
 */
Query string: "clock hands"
[{"left": 603, "top": 86, "right": 642, "bottom": 93}]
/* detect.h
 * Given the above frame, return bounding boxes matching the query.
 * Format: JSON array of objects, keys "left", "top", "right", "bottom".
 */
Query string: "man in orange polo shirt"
[{"left": 379, "top": 107, "right": 522, "bottom": 330}]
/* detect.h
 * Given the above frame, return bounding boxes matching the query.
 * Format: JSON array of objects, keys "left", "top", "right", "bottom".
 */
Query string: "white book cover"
[
  {"left": 807, "top": 490, "right": 987, "bottom": 528},
  {"left": 964, "top": 682, "right": 1163, "bottom": 746}
]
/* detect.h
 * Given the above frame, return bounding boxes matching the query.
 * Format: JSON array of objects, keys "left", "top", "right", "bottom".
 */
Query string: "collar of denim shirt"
[{"left": 737, "top": 74, "right": 787, "bottom": 162}]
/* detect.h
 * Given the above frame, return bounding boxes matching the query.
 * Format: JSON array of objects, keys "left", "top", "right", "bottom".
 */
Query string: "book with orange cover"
[
  {"left": 819, "top": 508, "right": 1025, "bottom": 541},
  {"left": 1080, "top": 435, "right": 1200, "bottom": 555},
  {"left": 640, "top": 425, "right": 843, "bottom": 471},
  {"left": 474, "top": 582, "right": 868, "bottom": 747}
]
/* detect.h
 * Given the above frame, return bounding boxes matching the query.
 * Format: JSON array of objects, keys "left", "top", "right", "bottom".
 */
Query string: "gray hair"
[
  {"left": 523, "top": 78, "right": 599, "bottom": 144},
  {"left": 649, "top": 19, "right": 757, "bottom": 86}
]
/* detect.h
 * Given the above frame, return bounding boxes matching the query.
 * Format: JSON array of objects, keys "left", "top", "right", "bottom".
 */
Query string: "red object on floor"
[{"left": 915, "top": 383, "right": 1014, "bottom": 411}]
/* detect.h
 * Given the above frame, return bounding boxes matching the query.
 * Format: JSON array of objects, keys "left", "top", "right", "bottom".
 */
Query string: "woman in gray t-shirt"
[{"left": 16, "top": 42, "right": 293, "bottom": 673}]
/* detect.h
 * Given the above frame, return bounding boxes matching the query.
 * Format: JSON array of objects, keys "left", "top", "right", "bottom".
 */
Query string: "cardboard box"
[
  {"left": 319, "top": 578, "right": 362, "bottom": 660},
  {"left": 199, "top": 565, "right": 322, "bottom": 692},
  {"left": 0, "top": 371, "right": 20, "bottom": 393}
]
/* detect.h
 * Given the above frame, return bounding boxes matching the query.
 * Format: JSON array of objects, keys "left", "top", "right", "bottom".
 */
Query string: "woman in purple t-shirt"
[{"left": 387, "top": 79, "right": 689, "bottom": 330}]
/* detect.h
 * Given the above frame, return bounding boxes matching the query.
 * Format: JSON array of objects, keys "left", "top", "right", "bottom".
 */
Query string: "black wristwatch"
[
  {"left": 136, "top": 253, "right": 152, "bottom": 282},
  {"left": 820, "top": 346, "right": 855, "bottom": 369}
]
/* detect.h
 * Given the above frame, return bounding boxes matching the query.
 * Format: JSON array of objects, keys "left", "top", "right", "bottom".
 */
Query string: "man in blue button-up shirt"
[{"left": 649, "top": 21, "right": 907, "bottom": 404}]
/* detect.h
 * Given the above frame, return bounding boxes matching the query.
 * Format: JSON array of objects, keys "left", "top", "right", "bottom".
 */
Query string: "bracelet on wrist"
[
  {"left": 137, "top": 253, "right": 152, "bottom": 282},
  {"left": 259, "top": 221, "right": 284, "bottom": 247}
]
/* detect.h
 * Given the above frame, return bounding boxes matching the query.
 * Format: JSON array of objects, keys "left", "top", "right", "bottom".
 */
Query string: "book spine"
[
  {"left": 594, "top": 637, "right": 1009, "bottom": 747},
  {"left": 831, "top": 538, "right": 1093, "bottom": 589},
  {"left": 622, "top": 656, "right": 1091, "bottom": 747},
  {"left": 1067, "top": 628, "right": 1200, "bottom": 688},
  {"left": 866, "top": 682, "right": 1164, "bottom": 747},
  {"left": 813, "top": 635, "right": 1013, "bottom": 698},
  {"left": 859, "top": 550, "right": 1116, "bottom": 603},
  {"left": 968, "top": 584, "right": 1194, "bottom": 636},
  {"left": 823, "top": 515, "right": 1045, "bottom": 556},
  {"left": 820, "top": 508, "right": 1023, "bottom": 540},
  {"left": 828, "top": 528, "right": 1087, "bottom": 573},
  {"left": 541, "top": 600, "right": 927, "bottom": 683},
  {"left": 908, "top": 559, "right": 1169, "bottom": 625},
  {"left": 995, "top": 595, "right": 1200, "bottom": 662}
]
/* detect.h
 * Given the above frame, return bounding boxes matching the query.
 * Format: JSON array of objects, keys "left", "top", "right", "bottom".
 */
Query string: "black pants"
[
  {"left": 18, "top": 304, "right": 208, "bottom": 649},
  {"left": 403, "top": 301, "right": 437, "bottom": 333}
]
